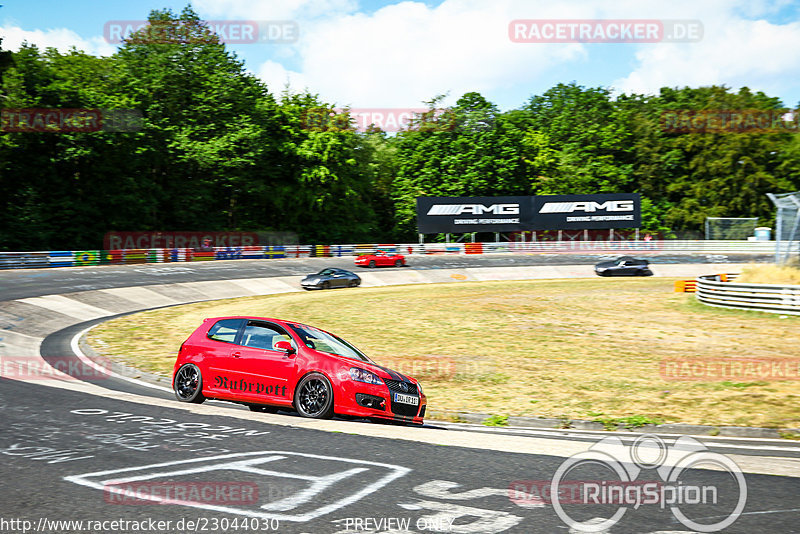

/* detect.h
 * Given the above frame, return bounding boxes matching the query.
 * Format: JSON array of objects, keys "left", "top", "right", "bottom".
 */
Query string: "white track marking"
[
  {"left": 70, "top": 327, "right": 172, "bottom": 393},
  {"left": 65, "top": 451, "right": 410, "bottom": 522}
]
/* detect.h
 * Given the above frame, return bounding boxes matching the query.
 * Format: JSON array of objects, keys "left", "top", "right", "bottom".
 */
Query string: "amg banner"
[
  {"left": 416, "top": 196, "right": 531, "bottom": 234},
  {"left": 530, "top": 193, "right": 641, "bottom": 230},
  {"left": 416, "top": 193, "right": 640, "bottom": 233}
]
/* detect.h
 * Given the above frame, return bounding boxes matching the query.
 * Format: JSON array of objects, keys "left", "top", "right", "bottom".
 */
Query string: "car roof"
[{"left": 205, "top": 316, "right": 295, "bottom": 326}]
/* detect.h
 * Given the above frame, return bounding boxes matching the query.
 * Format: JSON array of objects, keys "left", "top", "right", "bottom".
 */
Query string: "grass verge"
[
  {"left": 88, "top": 278, "right": 800, "bottom": 428},
  {"left": 735, "top": 262, "right": 800, "bottom": 285}
]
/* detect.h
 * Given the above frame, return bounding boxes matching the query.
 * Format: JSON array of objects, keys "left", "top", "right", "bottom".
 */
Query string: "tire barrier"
[
  {"left": 0, "top": 240, "right": 778, "bottom": 270},
  {"left": 696, "top": 273, "right": 800, "bottom": 315}
]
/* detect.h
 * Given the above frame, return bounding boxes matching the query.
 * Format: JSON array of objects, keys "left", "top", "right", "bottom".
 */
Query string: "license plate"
[{"left": 393, "top": 393, "right": 419, "bottom": 406}]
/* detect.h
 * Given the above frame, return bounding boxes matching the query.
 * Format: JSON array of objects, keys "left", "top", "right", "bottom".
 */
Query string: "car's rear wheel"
[
  {"left": 368, "top": 260, "right": 376, "bottom": 268},
  {"left": 349, "top": 280, "right": 359, "bottom": 287},
  {"left": 394, "top": 259, "right": 402, "bottom": 267},
  {"left": 294, "top": 372, "right": 334, "bottom": 419},
  {"left": 174, "top": 364, "right": 205, "bottom": 404}
]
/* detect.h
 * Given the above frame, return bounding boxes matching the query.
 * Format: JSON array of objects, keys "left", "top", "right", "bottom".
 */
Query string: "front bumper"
[{"left": 336, "top": 380, "right": 426, "bottom": 424}]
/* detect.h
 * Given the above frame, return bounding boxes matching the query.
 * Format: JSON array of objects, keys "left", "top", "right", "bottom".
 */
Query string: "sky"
[{"left": 1, "top": 0, "right": 799, "bottom": 111}]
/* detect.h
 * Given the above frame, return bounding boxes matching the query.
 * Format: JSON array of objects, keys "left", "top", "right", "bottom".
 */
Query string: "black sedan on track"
[
  {"left": 300, "top": 268, "right": 361, "bottom": 290},
  {"left": 594, "top": 256, "right": 653, "bottom": 276}
]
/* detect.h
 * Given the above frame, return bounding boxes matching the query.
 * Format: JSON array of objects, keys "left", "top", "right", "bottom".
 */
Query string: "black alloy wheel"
[
  {"left": 294, "top": 373, "right": 334, "bottom": 419},
  {"left": 174, "top": 364, "right": 206, "bottom": 403}
]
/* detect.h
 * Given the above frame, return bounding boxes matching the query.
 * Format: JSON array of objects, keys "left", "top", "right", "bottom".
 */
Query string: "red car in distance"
[
  {"left": 172, "top": 316, "right": 426, "bottom": 425},
  {"left": 354, "top": 250, "right": 406, "bottom": 268}
]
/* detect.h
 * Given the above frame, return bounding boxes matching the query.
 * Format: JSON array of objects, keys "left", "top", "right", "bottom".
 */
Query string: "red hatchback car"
[
  {"left": 172, "top": 316, "right": 426, "bottom": 425},
  {"left": 354, "top": 250, "right": 406, "bottom": 268}
]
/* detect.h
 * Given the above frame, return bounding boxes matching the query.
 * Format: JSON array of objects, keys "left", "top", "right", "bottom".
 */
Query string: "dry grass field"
[
  {"left": 88, "top": 278, "right": 800, "bottom": 429},
  {"left": 735, "top": 263, "right": 800, "bottom": 285}
]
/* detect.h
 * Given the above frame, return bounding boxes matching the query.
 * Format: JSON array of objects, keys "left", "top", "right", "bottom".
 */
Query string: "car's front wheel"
[
  {"left": 294, "top": 372, "right": 334, "bottom": 419},
  {"left": 321, "top": 281, "right": 330, "bottom": 290},
  {"left": 368, "top": 260, "right": 376, "bottom": 268},
  {"left": 174, "top": 363, "right": 206, "bottom": 404}
]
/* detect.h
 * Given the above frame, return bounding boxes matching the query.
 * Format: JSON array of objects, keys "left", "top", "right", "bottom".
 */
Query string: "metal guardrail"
[
  {"left": 0, "top": 240, "right": 781, "bottom": 270},
  {"left": 696, "top": 273, "right": 800, "bottom": 315}
]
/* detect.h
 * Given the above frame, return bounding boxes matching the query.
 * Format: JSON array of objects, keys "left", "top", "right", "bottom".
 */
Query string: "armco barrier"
[
  {"left": 0, "top": 240, "right": 779, "bottom": 270},
  {"left": 696, "top": 273, "right": 800, "bottom": 315}
]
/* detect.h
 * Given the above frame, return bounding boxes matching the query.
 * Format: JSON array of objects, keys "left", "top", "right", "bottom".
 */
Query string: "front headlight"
[{"left": 349, "top": 367, "right": 383, "bottom": 385}]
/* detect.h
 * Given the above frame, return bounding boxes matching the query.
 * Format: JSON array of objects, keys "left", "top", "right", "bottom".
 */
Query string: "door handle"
[{"left": 232, "top": 351, "right": 241, "bottom": 358}]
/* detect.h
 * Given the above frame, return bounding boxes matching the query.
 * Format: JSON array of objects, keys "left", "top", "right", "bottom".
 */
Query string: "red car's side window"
[
  {"left": 241, "top": 321, "right": 296, "bottom": 352},
  {"left": 206, "top": 319, "right": 242, "bottom": 343}
]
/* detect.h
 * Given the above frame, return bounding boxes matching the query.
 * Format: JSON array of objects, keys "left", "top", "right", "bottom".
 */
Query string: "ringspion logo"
[{"left": 546, "top": 434, "right": 746, "bottom": 532}]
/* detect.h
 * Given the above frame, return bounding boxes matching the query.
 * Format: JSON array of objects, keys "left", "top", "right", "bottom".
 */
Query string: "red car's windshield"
[{"left": 288, "top": 324, "right": 371, "bottom": 362}]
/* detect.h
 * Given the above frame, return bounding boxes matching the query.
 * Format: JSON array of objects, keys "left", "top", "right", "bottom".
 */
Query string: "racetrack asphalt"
[{"left": 3, "top": 252, "right": 799, "bottom": 533}]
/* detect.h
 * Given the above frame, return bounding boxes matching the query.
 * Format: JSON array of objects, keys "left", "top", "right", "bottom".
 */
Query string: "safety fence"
[
  {"left": 696, "top": 273, "right": 800, "bottom": 316},
  {"left": 0, "top": 240, "right": 779, "bottom": 270}
]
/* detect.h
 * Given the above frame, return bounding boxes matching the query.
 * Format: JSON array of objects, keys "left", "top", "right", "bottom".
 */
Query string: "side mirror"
[{"left": 274, "top": 340, "right": 296, "bottom": 355}]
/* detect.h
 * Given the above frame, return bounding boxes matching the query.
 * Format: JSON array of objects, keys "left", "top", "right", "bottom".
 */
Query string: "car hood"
[
  {"left": 368, "top": 362, "right": 417, "bottom": 383},
  {"left": 328, "top": 354, "right": 417, "bottom": 384}
]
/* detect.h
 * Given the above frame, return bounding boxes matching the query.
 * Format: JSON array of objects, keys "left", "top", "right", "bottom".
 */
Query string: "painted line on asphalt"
[
  {"left": 70, "top": 326, "right": 172, "bottom": 394},
  {"left": 65, "top": 451, "right": 410, "bottom": 521},
  {"left": 433, "top": 422, "right": 800, "bottom": 452}
]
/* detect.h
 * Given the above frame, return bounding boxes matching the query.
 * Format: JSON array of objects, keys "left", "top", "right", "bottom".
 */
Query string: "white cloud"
[
  {"left": 1, "top": 25, "right": 117, "bottom": 57},
  {"left": 193, "top": 0, "right": 358, "bottom": 21},
  {"left": 612, "top": 16, "right": 800, "bottom": 105},
  {"left": 257, "top": 60, "right": 308, "bottom": 95},
  {"left": 254, "top": 0, "right": 589, "bottom": 107}
]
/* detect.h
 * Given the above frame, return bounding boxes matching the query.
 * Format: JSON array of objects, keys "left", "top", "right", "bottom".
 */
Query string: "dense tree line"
[{"left": 1, "top": 7, "right": 798, "bottom": 250}]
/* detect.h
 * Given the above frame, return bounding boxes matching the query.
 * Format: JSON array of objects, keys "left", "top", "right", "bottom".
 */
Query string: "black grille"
[
  {"left": 390, "top": 399, "right": 420, "bottom": 417},
  {"left": 384, "top": 379, "right": 418, "bottom": 395}
]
